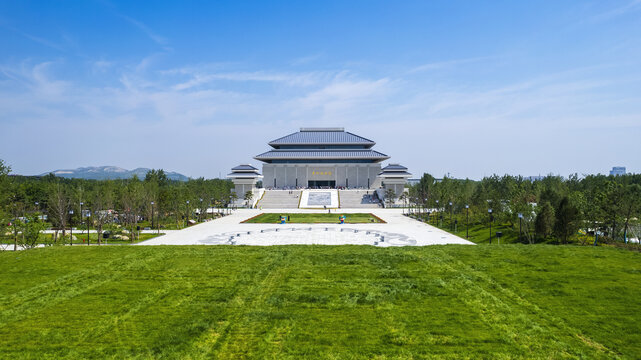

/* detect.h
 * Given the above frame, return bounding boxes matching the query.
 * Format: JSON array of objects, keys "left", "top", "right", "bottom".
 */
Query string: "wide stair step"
[
  {"left": 338, "top": 190, "right": 381, "bottom": 208},
  {"left": 256, "top": 190, "right": 301, "bottom": 209}
]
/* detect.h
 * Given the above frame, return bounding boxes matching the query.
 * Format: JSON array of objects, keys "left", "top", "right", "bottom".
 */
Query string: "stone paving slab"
[{"left": 138, "top": 209, "right": 473, "bottom": 247}]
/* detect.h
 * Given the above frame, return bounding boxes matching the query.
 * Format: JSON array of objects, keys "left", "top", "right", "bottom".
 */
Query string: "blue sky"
[{"left": 1, "top": 0, "right": 640, "bottom": 179}]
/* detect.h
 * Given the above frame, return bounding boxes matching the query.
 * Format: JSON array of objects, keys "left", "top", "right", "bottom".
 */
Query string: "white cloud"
[
  {"left": 171, "top": 69, "right": 333, "bottom": 91},
  {"left": 408, "top": 56, "right": 497, "bottom": 74},
  {"left": 0, "top": 24, "right": 64, "bottom": 51},
  {"left": 589, "top": 0, "right": 641, "bottom": 23},
  {"left": 119, "top": 15, "right": 171, "bottom": 51},
  {"left": 0, "top": 55, "right": 640, "bottom": 178}
]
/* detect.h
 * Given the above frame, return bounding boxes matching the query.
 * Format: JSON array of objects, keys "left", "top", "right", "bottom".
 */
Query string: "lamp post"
[
  {"left": 414, "top": 197, "right": 418, "bottom": 217},
  {"left": 185, "top": 200, "right": 190, "bottom": 227},
  {"left": 449, "top": 201, "right": 453, "bottom": 230},
  {"left": 465, "top": 205, "right": 469, "bottom": 239},
  {"left": 423, "top": 198, "right": 428, "bottom": 221},
  {"left": 210, "top": 198, "right": 214, "bottom": 220},
  {"left": 435, "top": 200, "right": 439, "bottom": 225},
  {"left": 199, "top": 198, "right": 203, "bottom": 222},
  {"left": 518, "top": 213, "right": 523, "bottom": 242},
  {"left": 79, "top": 202, "right": 84, "bottom": 245},
  {"left": 150, "top": 201, "right": 155, "bottom": 233},
  {"left": 488, "top": 209, "right": 493, "bottom": 244},
  {"left": 69, "top": 210, "right": 74, "bottom": 246}
]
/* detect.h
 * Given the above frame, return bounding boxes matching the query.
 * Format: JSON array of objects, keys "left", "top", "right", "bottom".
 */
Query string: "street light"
[
  {"left": 185, "top": 200, "right": 190, "bottom": 227},
  {"left": 435, "top": 200, "right": 439, "bottom": 225},
  {"left": 423, "top": 198, "right": 428, "bottom": 221},
  {"left": 465, "top": 205, "right": 469, "bottom": 239},
  {"left": 69, "top": 210, "right": 74, "bottom": 246},
  {"left": 449, "top": 201, "right": 453, "bottom": 230},
  {"left": 199, "top": 198, "right": 203, "bottom": 222},
  {"left": 79, "top": 202, "right": 87, "bottom": 245},
  {"left": 488, "top": 209, "right": 493, "bottom": 244},
  {"left": 150, "top": 201, "right": 155, "bottom": 233},
  {"left": 518, "top": 213, "right": 523, "bottom": 242}
]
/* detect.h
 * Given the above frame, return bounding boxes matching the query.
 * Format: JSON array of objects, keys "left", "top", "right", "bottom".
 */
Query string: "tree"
[
  {"left": 47, "top": 182, "right": 70, "bottom": 244},
  {"left": 121, "top": 177, "right": 143, "bottom": 242},
  {"left": 244, "top": 191, "right": 254, "bottom": 208},
  {"left": 535, "top": 201, "right": 555, "bottom": 240},
  {"left": 92, "top": 182, "right": 114, "bottom": 245},
  {"left": 398, "top": 192, "right": 408, "bottom": 213},
  {"left": 17, "top": 214, "right": 46, "bottom": 249},
  {"left": 599, "top": 180, "right": 624, "bottom": 242},
  {"left": 554, "top": 196, "right": 579, "bottom": 244},
  {"left": 0, "top": 159, "right": 11, "bottom": 247},
  {"left": 229, "top": 192, "right": 238, "bottom": 212},
  {"left": 417, "top": 173, "right": 435, "bottom": 206},
  {"left": 621, "top": 184, "right": 641, "bottom": 243},
  {"left": 384, "top": 188, "right": 396, "bottom": 208}
]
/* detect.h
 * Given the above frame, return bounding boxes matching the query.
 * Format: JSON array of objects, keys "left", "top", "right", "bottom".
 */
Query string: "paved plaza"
[{"left": 138, "top": 209, "right": 473, "bottom": 247}]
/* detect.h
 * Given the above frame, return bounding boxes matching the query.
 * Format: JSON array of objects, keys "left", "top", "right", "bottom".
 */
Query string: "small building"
[
  {"left": 379, "top": 164, "right": 412, "bottom": 198},
  {"left": 227, "top": 164, "right": 263, "bottom": 200}
]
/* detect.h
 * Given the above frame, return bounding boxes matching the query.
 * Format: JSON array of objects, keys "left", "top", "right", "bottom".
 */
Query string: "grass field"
[
  {"left": 1, "top": 232, "right": 163, "bottom": 245},
  {"left": 1, "top": 245, "right": 640, "bottom": 359},
  {"left": 243, "top": 212, "right": 384, "bottom": 224},
  {"left": 416, "top": 215, "right": 600, "bottom": 245}
]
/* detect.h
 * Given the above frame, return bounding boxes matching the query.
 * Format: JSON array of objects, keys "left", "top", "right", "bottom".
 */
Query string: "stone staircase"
[
  {"left": 256, "top": 190, "right": 301, "bottom": 209},
  {"left": 338, "top": 190, "right": 381, "bottom": 208}
]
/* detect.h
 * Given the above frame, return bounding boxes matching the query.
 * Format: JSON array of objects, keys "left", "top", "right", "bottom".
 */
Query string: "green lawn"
[
  {"left": 1, "top": 232, "right": 164, "bottom": 245},
  {"left": 414, "top": 215, "right": 598, "bottom": 245},
  {"left": 243, "top": 212, "right": 385, "bottom": 224},
  {"left": 427, "top": 217, "right": 521, "bottom": 244},
  {"left": 0, "top": 245, "right": 640, "bottom": 358}
]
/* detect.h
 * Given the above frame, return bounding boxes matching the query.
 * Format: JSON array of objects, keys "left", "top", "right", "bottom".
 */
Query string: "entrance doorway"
[{"left": 308, "top": 180, "right": 336, "bottom": 188}]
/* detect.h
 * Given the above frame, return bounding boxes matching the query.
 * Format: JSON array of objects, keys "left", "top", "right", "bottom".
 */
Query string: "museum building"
[{"left": 254, "top": 128, "right": 390, "bottom": 189}]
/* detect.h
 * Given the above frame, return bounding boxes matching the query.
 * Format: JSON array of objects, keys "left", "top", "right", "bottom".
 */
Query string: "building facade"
[
  {"left": 379, "top": 164, "right": 412, "bottom": 197},
  {"left": 227, "top": 164, "right": 263, "bottom": 198},
  {"left": 610, "top": 166, "right": 626, "bottom": 176},
  {"left": 255, "top": 128, "right": 389, "bottom": 189}
]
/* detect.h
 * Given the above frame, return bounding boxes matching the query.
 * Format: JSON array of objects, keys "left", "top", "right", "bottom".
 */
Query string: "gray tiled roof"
[
  {"left": 378, "top": 171, "right": 412, "bottom": 177},
  {"left": 231, "top": 164, "right": 258, "bottom": 171},
  {"left": 381, "top": 164, "right": 408, "bottom": 171},
  {"left": 227, "top": 172, "right": 262, "bottom": 178},
  {"left": 268, "top": 129, "right": 375, "bottom": 146},
  {"left": 254, "top": 149, "right": 389, "bottom": 160}
]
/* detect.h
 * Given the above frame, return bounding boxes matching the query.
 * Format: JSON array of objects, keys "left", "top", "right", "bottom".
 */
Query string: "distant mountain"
[{"left": 40, "top": 166, "right": 190, "bottom": 181}]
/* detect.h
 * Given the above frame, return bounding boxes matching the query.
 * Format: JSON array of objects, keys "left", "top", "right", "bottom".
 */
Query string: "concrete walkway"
[{"left": 138, "top": 209, "right": 473, "bottom": 247}]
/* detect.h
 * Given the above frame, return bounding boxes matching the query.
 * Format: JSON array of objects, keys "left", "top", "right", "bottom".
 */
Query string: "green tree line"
[
  {"left": 406, "top": 172, "right": 641, "bottom": 245},
  {"left": 0, "top": 159, "right": 233, "bottom": 248}
]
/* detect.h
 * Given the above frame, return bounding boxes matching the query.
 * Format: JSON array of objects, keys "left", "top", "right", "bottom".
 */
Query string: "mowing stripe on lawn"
[
  {"left": 183, "top": 249, "right": 290, "bottom": 358},
  {"left": 0, "top": 248, "right": 173, "bottom": 328},
  {"left": 426, "top": 247, "right": 615, "bottom": 358}
]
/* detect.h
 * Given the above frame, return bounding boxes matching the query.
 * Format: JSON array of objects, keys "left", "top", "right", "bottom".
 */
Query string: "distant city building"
[
  {"left": 407, "top": 178, "right": 420, "bottom": 186},
  {"left": 526, "top": 176, "right": 544, "bottom": 182},
  {"left": 610, "top": 166, "right": 626, "bottom": 176}
]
